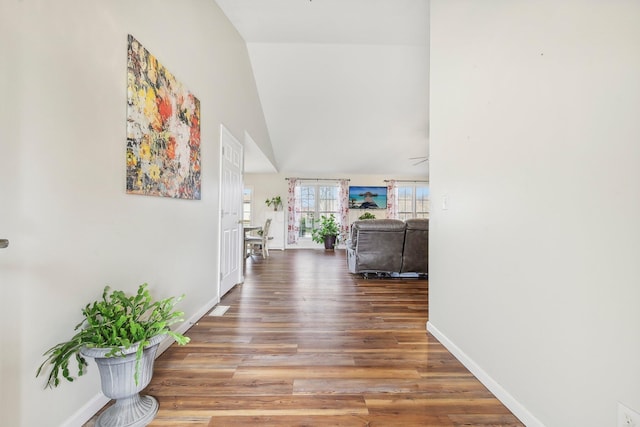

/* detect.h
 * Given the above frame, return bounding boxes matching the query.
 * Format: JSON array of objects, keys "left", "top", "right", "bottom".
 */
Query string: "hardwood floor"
[{"left": 86, "top": 249, "right": 523, "bottom": 427}]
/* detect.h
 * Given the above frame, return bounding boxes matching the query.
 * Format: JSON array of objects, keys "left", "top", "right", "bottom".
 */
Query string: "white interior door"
[{"left": 219, "top": 125, "right": 243, "bottom": 297}]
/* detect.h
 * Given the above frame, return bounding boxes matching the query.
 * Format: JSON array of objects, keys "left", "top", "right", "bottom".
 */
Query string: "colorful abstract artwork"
[{"left": 126, "top": 34, "right": 201, "bottom": 199}]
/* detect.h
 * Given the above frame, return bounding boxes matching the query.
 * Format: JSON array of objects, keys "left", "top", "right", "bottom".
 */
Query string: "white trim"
[
  {"left": 426, "top": 321, "right": 545, "bottom": 427},
  {"left": 218, "top": 123, "right": 245, "bottom": 297},
  {"left": 157, "top": 296, "right": 218, "bottom": 354},
  {"left": 62, "top": 297, "right": 218, "bottom": 427},
  {"left": 60, "top": 393, "right": 109, "bottom": 427}
]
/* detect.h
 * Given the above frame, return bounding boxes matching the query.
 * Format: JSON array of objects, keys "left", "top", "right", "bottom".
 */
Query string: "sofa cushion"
[
  {"left": 405, "top": 218, "right": 429, "bottom": 231},
  {"left": 353, "top": 219, "right": 406, "bottom": 231},
  {"left": 350, "top": 219, "right": 405, "bottom": 247},
  {"left": 348, "top": 219, "right": 406, "bottom": 273},
  {"left": 401, "top": 218, "right": 428, "bottom": 274}
]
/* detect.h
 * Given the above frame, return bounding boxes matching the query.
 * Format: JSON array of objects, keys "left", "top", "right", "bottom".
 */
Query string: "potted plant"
[
  {"left": 358, "top": 212, "right": 376, "bottom": 220},
  {"left": 36, "top": 283, "right": 190, "bottom": 427},
  {"left": 311, "top": 214, "right": 340, "bottom": 250},
  {"left": 265, "top": 196, "right": 282, "bottom": 211}
]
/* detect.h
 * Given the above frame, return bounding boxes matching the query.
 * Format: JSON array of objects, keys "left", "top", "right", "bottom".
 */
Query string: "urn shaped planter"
[
  {"left": 35, "top": 284, "right": 190, "bottom": 426},
  {"left": 81, "top": 334, "right": 165, "bottom": 427}
]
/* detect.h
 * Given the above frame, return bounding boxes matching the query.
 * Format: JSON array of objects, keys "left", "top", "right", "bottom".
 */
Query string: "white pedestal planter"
[{"left": 81, "top": 334, "right": 165, "bottom": 427}]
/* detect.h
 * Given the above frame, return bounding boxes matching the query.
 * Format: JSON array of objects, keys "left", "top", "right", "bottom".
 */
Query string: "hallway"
[{"left": 88, "top": 249, "right": 522, "bottom": 426}]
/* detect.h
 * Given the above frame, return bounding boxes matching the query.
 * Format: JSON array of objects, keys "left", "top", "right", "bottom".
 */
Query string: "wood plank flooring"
[{"left": 86, "top": 249, "right": 523, "bottom": 426}]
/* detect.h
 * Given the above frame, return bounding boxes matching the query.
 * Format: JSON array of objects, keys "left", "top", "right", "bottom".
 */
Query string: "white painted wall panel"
[
  {"left": 429, "top": 1, "right": 640, "bottom": 426},
  {"left": 0, "top": 1, "right": 271, "bottom": 425}
]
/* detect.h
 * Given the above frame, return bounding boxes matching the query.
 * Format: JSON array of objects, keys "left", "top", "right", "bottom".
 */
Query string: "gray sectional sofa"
[{"left": 346, "top": 218, "right": 428, "bottom": 277}]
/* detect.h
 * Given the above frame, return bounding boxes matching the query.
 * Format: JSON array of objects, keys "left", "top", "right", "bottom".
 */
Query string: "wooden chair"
[{"left": 245, "top": 218, "right": 272, "bottom": 259}]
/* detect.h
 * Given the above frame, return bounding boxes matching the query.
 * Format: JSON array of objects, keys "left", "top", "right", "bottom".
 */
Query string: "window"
[
  {"left": 242, "top": 187, "right": 253, "bottom": 225},
  {"left": 298, "top": 183, "right": 339, "bottom": 238},
  {"left": 397, "top": 184, "right": 430, "bottom": 220}
]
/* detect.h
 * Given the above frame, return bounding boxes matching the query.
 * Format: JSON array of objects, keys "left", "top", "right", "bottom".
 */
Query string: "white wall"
[
  {"left": 245, "top": 173, "right": 290, "bottom": 227},
  {"left": 0, "top": 1, "right": 270, "bottom": 426},
  {"left": 429, "top": 1, "right": 640, "bottom": 426},
  {"left": 0, "top": 2, "right": 25, "bottom": 427}
]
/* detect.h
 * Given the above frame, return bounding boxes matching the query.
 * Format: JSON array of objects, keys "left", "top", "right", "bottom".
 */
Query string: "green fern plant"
[{"left": 36, "top": 283, "right": 190, "bottom": 389}]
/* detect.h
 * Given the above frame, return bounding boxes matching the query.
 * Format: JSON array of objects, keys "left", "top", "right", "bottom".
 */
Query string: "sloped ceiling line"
[{"left": 216, "top": 0, "right": 430, "bottom": 176}]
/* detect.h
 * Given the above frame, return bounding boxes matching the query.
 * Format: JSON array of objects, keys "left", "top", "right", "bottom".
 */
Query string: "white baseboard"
[
  {"left": 60, "top": 393, "right": 110, "bottom": 427},
  {"left": 157, "top": 296, "right": 218, "bottom": 354},
  {"left": 62, "top": 297, "right": 219, "bottom": 427},
  {"left": 426, "top": 321, "right": 545, "bottom": 427}
]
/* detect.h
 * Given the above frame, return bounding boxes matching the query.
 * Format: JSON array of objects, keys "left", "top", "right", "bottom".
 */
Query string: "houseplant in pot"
[
  {"left": 36, "top": 283, "right": 190, "bottom": 427},
  {"left": 265, "top": 196, "right": 282, "bottom": 211},
  {"left": 358, "top": 212, "right": 376, "bottom": 220},
  {"left": 311, "top": 214, "right": 340, "bottom": 250}
]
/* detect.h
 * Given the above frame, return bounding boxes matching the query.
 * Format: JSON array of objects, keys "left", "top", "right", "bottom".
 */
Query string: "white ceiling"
[{"left": 215, "top": 0, "right": 429, "bottom": 176}]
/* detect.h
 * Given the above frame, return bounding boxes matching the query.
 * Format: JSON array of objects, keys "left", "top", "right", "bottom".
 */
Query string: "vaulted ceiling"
[{"left": 215, "top": 0, "right": 429, "bottom": 176}]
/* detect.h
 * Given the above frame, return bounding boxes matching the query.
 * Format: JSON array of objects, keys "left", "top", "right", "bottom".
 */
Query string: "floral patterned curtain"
[
  {"left": 287, "top": 178, "right": 301, "bottom": 244},
  {"left": 386, "top": 179, "right": 398, "bottom": 219},
  {"left": 337, "top": 179, "right": 350, "bottom": 241}
]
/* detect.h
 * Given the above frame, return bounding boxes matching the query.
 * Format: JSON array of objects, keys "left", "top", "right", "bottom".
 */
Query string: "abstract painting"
[{"left": 126, "top": 34, "right": 201, "bottom": 199}]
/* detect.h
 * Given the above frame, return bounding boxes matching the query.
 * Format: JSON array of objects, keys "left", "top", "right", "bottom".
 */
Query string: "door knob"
[{"left": 0, "top": 239, "right": 8, "bottom": 248}]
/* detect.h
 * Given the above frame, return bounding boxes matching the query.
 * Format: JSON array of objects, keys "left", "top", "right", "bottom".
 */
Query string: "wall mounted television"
[{"left": 348, "top": 186, "right": 387, "bottom": 209}]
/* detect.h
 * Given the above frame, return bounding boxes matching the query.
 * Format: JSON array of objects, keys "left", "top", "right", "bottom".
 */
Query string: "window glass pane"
[
  {"left": 395, "top": 184, "right": 429, "bottom": 219},
  {"left": 300, "top": 186, "right": 315, "bottom": 211},
  {"left": 415, "top": 185, "right": 430, "bottom": 216},
  {"left": 397, "top": 186, "right": 413, "bottom": 214},
  {"left": 243, "top": 188, "right": 252, "bottom": 225},
  {"left": 299, "top": 186, "right": 316, "bottom": 237},
  {"left": 298, "top": 183, "right": 340, "bottom": 238},
  {"left": 318, "top": 186, "right": 337, "bottom": 213}
]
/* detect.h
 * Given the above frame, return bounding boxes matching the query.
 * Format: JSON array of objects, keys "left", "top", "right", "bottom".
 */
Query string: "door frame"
[{"left": 217, "top": 124, "right": 244, "bottom": 300}]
